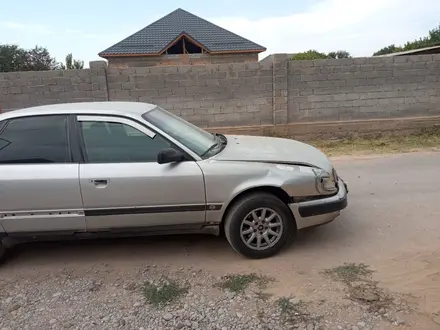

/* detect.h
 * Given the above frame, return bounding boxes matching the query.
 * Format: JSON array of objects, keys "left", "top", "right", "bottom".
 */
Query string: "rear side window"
[{"left": 0, "top": 115, "right": 70, "bottom": 164}]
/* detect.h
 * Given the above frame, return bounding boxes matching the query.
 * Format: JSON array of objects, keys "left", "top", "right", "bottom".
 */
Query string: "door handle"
[{"left": 90, "top": 179, "right": 109, "bottom": 187}]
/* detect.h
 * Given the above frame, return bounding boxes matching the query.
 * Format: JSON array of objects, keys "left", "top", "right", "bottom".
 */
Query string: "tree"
[
  {"left": 291, "top": 49, "right": 352, "bottom": 60},
  {"left": 373, "top": 44, "right": 403, "bottom": 56},
  {"left": 291, "top": 50, "right": 328, "bottom": 60},
  {"left": 0, "top": 44, "right": 60, "bottom": 72},
  {"left": 327, "top": 50, "right": 352, "bottom": 59},
  {"left": 373, "top": 23, "right": 440, "bottom": 56},
  {"left": 59, "top": 53, "right": 84, "bottom": 70},
  {"left": 0, "top": 45, "right": 28, "bottom": 72},
  {"left": 24, "top": 46, "right": 60, "bottom": 71}
]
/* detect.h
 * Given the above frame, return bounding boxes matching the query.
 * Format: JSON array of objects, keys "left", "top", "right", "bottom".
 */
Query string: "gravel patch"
[{"left": 0, "top": 265, "right": 413, "bottom": 330}]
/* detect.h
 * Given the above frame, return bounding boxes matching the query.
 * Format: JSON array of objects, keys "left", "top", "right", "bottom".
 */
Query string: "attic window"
[{"left": 164, "top": 35, "right": 207, "bottom": 54}]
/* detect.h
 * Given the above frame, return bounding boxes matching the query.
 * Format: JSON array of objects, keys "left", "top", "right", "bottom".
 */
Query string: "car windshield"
[{"left": 143, "top": 107, "right": 224, "bottom": 158}]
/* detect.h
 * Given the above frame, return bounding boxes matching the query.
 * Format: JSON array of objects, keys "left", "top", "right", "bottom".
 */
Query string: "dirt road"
[{"left": 1, "top": 151, "right": 439, "bottom": 329}]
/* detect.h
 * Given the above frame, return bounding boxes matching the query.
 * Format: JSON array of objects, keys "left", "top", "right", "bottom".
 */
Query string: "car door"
[
  {"left": 0, "top": 115, "right": 85, "bottom": 235},
  {"left": 76, "top": 115, "right": 206, "bottom": 232}
]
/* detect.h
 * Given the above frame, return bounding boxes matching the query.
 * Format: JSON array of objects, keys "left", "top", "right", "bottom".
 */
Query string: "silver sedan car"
[{"left": 0, "top": 102, "right": 348, "bottom": 261}]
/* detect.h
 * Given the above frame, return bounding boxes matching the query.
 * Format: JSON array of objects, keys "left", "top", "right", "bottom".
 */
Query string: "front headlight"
[
  {"left": 313, "top": 168, "right": 337, "bottom": 193},
  {"left": 321, "top": 176, "right": 336, "bottom": 191}
]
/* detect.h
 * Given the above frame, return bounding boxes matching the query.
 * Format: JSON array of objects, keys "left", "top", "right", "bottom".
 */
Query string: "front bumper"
[{"left": 289, "top": 178, "right": 348, "bottom": 230}]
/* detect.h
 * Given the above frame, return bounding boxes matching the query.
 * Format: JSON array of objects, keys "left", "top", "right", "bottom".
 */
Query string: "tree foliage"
[
  {"left": 24, "top": 46, "right": 60, "bottom": 71},
  {"left": 0, "top": 44, "right": 60, "bottom": 72},
  {"left": 327, "top": 50, "right": 352, "bottom": 59},
  {"left": 291, "top": 49, "right": 352, "bottom": 60},
  {"left": 373, "top": 23, "right": 440, "bottom": 56},
  {"left": 59, "top": 53, "right": 84, "bottom": 70},
  {"left": 0, "top": 44, "right": 84, "bottom": 72},
  {"left": 0, "top": 45, "right": 27, "bottom": 72}
]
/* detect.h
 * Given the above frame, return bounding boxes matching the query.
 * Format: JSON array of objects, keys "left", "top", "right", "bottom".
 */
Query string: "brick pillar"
[
  {"left": 89, "top": 60, "right": 107, "bottom": 69},
  {"left": 272, "top": 55, "right": 288, "bottom": 124},
  {"left": 89, "top": 61, "right": 110, "bottom": 101}
]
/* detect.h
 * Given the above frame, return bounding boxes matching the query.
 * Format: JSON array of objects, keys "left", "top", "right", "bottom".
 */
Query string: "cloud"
[
  {"left": 208, "top": 0, "right": 440, "bottom": 58},
  {"left": 0, "top": 21, "right": 51, "bottom": 34},
  {"left": 64, "top": 27, "right": 126, "bottom": 41}
]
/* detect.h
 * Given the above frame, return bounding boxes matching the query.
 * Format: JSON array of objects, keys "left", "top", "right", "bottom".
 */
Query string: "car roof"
[{"left": 0, "top": 101, "right": 158, "bottom": 120}]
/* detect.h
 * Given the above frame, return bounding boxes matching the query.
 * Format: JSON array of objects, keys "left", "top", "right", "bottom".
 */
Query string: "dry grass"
[
  {"left": 142, "top": 278, "right": 189, "bottom": 307},
  {"left": 308, "top": 127, "right": 440, "bottom": 156},
  {"left": 322, "top": 263, "right": 393, "bottom": 312},
  {"left": 275, "top": 296, "right": 320, "bottom": 326},
  {"left": 322, "top": 262, "right": 374, "bottom": 284},
  {"left": 215, "top": 273, "right": 273, "bottom": 294}
]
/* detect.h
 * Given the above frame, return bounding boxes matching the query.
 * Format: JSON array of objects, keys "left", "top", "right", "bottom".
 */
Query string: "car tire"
[
  {"left": 0, "top": 242, "right": 6, "bottom": 264},
  {"left": 224, "top": 192, "right": 296, "bottom": 259}
]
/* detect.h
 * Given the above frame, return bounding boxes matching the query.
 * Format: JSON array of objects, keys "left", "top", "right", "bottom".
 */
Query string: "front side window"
[
  {"left": 0, "top": 115, "right": 70, "bottom": 164},
  {"left": 80, "top": 120, "right": 172, "bottom": 163}
]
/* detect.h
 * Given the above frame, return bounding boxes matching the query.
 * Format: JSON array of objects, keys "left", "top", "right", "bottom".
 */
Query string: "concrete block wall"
[
  {"left": 0, "top": 63, "right": 108, "bottom": 111},
  {"left": 106, "top": 62, "right": 274, "bottom": 127},
  {"left": 287, "top": 55, "right": 440, "bottom": 122},
  {"left": 1, "top": 54, "right": 440, "bottom": 129}
]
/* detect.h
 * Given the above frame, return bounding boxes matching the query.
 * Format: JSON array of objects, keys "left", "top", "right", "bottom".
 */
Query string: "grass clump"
[
  {"left": 142, "top": 277, "right": 189, "bottom": 307},
  {"left": 323, "top": 262, "right": 373, "bottom": 284},
  {"left": 323, "top": 263, "right": 394, "bottom": 312},
  {"left": 216, "top": 273, "right": 273, "bottom": 294},
  {"left": 276, "top": 296, "right": 311, "bottom": 324}
]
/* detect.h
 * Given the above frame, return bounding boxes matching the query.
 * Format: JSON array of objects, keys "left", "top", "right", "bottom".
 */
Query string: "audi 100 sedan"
[{"left": 0, "top": 102, "right": 348, "bottom": 261}]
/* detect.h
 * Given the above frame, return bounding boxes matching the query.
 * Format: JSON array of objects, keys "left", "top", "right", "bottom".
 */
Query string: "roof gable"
[{"left": 99, "top": 8, "right": 266, "bottom": 57}]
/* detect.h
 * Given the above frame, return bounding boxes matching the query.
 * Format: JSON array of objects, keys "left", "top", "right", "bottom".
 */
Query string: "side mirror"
[{"left": 157, "top": 148, "right": 185, "bottom": 164}]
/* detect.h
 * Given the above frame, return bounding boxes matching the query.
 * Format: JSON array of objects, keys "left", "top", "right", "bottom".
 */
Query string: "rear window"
[{"left": 0, "top": 115, "right": 70, "bottom": 164}]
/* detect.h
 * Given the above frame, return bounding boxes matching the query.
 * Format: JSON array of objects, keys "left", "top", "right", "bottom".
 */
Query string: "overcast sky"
[{"left": 1, "top": 0, "right": 440, "bottom": 65}]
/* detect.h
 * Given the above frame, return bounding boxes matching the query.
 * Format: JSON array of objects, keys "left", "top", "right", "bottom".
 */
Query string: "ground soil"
[{"left": 1, "top": 151, "right": 439, "bottom": 329}]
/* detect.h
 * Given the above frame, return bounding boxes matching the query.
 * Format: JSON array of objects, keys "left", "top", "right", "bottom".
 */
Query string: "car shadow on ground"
[{"left": 1, "top": 214, "right": 357, "bottom": 268}]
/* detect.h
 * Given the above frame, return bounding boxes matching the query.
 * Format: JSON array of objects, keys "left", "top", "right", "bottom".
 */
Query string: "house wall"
[
  {"left": 107, "top": 53, "right": 259, "bottom": 68},
  {"left": 2, "top": 54, "right": 440, "bottom": 139}
]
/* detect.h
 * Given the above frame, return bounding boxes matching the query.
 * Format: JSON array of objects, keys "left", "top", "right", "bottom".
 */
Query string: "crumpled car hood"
[{"left": 211, "top": 135, "right": 334, "bottom": 173}]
